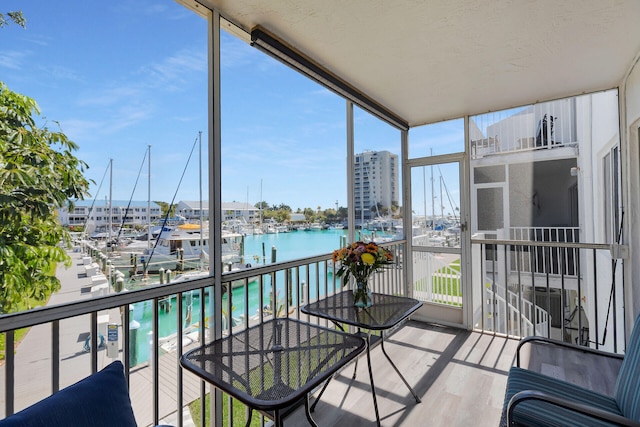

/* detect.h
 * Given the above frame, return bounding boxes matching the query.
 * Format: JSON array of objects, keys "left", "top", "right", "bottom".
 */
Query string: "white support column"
[
  {"left": 401, "top": 128, "right": 412, "bottom": 297},
  {"left": 347, "top": 101, "right": 356, "bottom": 244},
  {"left": 209, "top": 8, "right": 224, "bottom": 427}
]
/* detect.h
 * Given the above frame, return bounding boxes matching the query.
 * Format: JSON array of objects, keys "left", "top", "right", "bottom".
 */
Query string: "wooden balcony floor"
[{"left": 285, "top": 321, "right": 519, "bottom": 427}]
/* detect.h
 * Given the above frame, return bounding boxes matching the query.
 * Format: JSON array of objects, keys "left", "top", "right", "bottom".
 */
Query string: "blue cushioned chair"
[
  {"left": 501, "top": 315, "right": 640, "bottom": 426},
  {"left": 0, "top": 361, "right": 166, "bottom": 427}
]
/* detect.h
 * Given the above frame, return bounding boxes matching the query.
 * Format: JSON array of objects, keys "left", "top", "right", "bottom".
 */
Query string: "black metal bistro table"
[
  {"left": 180, "top": 317, "right": 366, "bottom": 427},
  {"left": 301, "top": 290, "right": 423, "bottom": 426}
]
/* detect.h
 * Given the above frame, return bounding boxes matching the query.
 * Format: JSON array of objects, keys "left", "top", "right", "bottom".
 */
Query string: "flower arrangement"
[{"left": 332, "top": 241, "right": 394, "bottom": 285}]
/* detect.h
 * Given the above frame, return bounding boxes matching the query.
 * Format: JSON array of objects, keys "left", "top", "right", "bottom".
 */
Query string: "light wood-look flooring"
[
  {"left": 283, "top": 320, "right": 623, "bottom": 427},
  {"left": 285, "top": 321, "right": 519, "bottom": 427}
]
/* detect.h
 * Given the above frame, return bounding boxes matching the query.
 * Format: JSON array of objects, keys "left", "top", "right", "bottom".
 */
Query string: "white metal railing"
[
  {"left": 510, "top": 226, "right": 580, "bottom": 243},
  {"left": 508, "top": 226, "right": 581, "bottom": 278},
  {"left": 485, "top": 281, "right": 548, "bottom": 337},
  {"left": 472, "top": 238, "right": 624, "bottom": 352},
  {"left": 471, "top": 136, "right": 577, "bottom": 157},
  {"left": 470, "top": 99, "right": 579, "bottom": 159},
  {"left": 412, "top": 251, "right": 462, "bottom": 307}
]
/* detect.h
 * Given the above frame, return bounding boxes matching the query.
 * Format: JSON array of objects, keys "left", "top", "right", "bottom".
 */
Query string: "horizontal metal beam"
[{"left": 250, "top": 26, "right": 409, "bottom": 131}]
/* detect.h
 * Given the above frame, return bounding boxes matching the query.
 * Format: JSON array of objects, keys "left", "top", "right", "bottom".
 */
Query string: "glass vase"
[{"left": 353, "top": 280, "right": 373, "bottom": 308}]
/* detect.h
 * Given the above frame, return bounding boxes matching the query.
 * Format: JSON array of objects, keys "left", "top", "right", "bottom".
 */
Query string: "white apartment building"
[
  {"left": 58, "top": 200, "right": 162, "bottom": 229},
  {"left": 175, "top": 201, "right": 259, "bottom": 223},
  {"left": 61, "top": 200, "right": 260, "bottom": 230},
  {"left": 222, "top": 202, "right": 259, "bottom": 223},
  {"left": 354, "top": 150, "right": 399, "bottom": 224},
  {"left": 175, "top": 200, "right": 209, "bottom": 221}
]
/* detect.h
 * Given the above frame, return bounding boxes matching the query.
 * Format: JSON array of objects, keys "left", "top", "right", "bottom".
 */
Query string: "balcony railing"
[
  {"left": 412, "top": 250, "right": 462, "bottom": 307},
  {"left": 471, "top": 136, "right": 578, "bottom": 158},
  {"left": 1, "top": 237, "right": 626, "bottom": 426},
  {"left": 508, "top": 227, "right": 581, "bottom": 277},
  {"left": 0, "top": 240, "right": 406, "bottom": 426},
  {"left": 470, "top": 99, "right": 581, "bottom": 159},
  {"left": 471, "top": 237, "right": 623, "bottom": 354}
]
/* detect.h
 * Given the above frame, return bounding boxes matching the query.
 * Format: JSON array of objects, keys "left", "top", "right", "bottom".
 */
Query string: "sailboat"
[{"left": 142, "top": 132, "right": 256, "bottom": 287}]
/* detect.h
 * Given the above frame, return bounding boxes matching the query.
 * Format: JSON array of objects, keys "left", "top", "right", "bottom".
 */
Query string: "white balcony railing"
[
  {"left": 471, "top": 136, "right": 577, "bottom": 158},
  {"left": 472, "top": 238, "right": 623, "bottom": 352},
  {"left": 470, "top": 100, "right": 580, "bottom": 159},
  {"left": 412, "top": 250, "right": 462, "bottom": 307},
  {"left": 508, "top": 227, "right": 581, "bottom": 278}
]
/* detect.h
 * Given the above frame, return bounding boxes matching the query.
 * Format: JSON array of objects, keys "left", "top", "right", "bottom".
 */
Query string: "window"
[
  {"left": 477, "top": 188, "right": 504, "bottom": 231},
  {"left": 474, "top": 165, "right": 506, "bottom": 184}
]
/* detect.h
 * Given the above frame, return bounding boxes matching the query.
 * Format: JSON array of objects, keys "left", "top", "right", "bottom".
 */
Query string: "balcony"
[
  {"left": 0, "top": 236, "right": 623, "bottom": 426},
  {"left": 3, "top": 2, "right": 639, "bottom": 425}
]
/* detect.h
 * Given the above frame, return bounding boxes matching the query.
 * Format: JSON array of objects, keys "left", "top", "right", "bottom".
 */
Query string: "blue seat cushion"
[
  {"left": 614, "top": 314, "right": 640, "bottom": 421},
  {"left": 0, "top": 361, "right": 137, "bottom": 427},
  {"left": 501, "top": 366, "right": 622, "bottom": 427}
]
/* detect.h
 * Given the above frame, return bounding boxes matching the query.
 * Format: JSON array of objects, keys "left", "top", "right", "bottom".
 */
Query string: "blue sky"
[{"left": 2, "top": 0, "right": 464, "bottom": 214}]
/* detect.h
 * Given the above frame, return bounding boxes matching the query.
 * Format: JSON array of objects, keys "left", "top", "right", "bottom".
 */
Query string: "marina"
[
  {"left": 88, "top": 228, "right": 397, "bottom": 365},
  {"left": 77, "top": 216, "right": 462, "bottom": 367},
  {"left": 84, "top": 224, "right": 451, "bottom": 365}
]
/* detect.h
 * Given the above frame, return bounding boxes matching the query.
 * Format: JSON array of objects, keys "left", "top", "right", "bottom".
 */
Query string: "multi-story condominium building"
[
  {"left": 58, "top": 200, "right": 162, "bottom": 230},
  {"left": 61, "top": 200, "right": 260, "bottom": 230},
  {"left": 221, "top": 202, "right": 259, "bottom": 223},
  {"left": 354, "top": 150, "right": 398, "bottom": 225}
]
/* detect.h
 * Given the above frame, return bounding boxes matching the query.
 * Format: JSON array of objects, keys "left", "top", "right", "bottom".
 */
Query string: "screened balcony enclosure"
[{"left": 3, "top": 1, "right": 640, "bottom": 426}]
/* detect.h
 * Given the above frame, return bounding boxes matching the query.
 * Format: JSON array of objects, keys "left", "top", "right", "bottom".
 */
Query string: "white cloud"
[
  {"left": 77, "top": 86, "right": 142, "bottom": 108},
  {"left": 137, "top": 48, "right": 206, "bottom": 88},
  {"left": 0, "top": 50, "right": 28, "bottom": 70}
]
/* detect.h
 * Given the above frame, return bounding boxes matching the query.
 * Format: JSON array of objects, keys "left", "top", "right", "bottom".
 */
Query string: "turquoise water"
[
  {"left": 129, "top": 229, "right": 393, "bottom": 365},
  {"left": 241, "top": 229, "right": 348, "bottom": 265}
]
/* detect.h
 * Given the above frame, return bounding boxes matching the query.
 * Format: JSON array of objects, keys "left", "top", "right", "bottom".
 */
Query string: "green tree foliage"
[
  {"left": 0, "top": 11, "right": 25, "bottom": 28},
  {"left": 302, "top": 207, "right": 316, "bottom": 222},
  {"left": 259, "top": 201, "right": 347, "bottom": 225},
  {"left": 0, "top": 82, "right": 91, "bottom": 313},
  {"left": 273, "top": 203, "right": 291, "bottom": 212},
  {"left": 154, "top": 201, "right": 174, "bottom": 218}
]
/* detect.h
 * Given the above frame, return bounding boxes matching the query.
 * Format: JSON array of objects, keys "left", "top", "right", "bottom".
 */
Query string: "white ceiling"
[{"left": 195, "top": 0, "right": 640, "bottom": 127}]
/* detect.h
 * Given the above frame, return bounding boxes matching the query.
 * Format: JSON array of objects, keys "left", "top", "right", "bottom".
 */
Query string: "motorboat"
[{"left": 140, "top": 223, "right": 244, "bottom": 273}]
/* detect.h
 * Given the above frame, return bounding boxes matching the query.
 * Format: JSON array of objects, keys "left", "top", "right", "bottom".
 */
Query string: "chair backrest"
[{"left": 614, "top": 314, "right": 640, "bottom": 421}]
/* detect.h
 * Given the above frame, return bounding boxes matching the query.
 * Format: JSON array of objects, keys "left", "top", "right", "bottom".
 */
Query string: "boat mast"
[
  {"left": 423, "top": 166, "right": 427, "bottom": 229},
  {"left": 108, "top": 158, "right": 113, "bottom": 245},
  {"left": 198, "top": 131, "right": 204, "bottom": 271},
  {"left": 360, "top": 157, "right": 364, "bottom": 228},
  {"left": 440, "top": 175, "right": 444, "bottom": 221},
  {"left": 147, "top": 145, "right": 151, "bottom": 250},
  {"left": 430, "top": 149, "right": 435, "bottom": 228}
]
